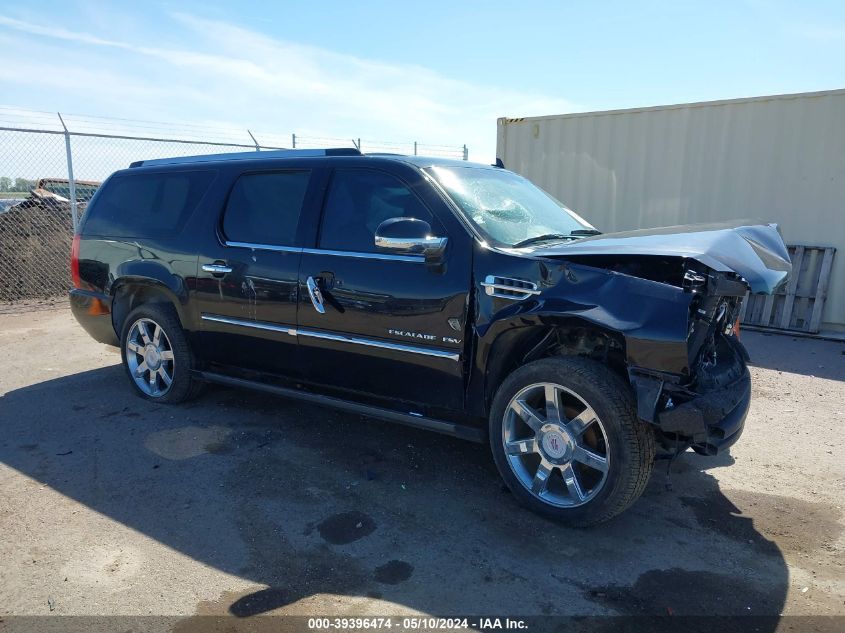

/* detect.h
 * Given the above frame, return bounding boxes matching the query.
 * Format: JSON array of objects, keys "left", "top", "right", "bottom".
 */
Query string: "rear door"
[
  {"left": 297, "top": 165, "right": 472, "bottom": 412},
  {"left": 193, "top": 167, "right": 321, "bottom": 377}
]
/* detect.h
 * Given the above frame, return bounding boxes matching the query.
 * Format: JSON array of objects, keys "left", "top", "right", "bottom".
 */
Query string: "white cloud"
[{"left": 0, "top": 11, "right": 576, "bottom": 162}]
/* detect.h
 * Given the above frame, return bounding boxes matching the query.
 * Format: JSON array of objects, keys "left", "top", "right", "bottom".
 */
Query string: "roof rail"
[{"left": 129, "top": 147, "right": 361, "bottom": 168}]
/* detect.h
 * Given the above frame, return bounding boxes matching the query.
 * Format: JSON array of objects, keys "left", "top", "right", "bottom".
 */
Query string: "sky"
[{"left": 0, "top": 0, "right": 844, "bottom": 162}]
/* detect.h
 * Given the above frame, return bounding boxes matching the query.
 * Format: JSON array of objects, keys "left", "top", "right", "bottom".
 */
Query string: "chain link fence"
[{"left": 0, "top": 109, "right": 468, "bottom": 313}]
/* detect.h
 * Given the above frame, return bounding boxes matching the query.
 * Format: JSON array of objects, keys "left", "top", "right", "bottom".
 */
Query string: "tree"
[
  {"left": 0, "top": 177, "right": 11, "bottom": 192},
  {"left": 13, "top": 178, "right": 36, "bottom": 192}
]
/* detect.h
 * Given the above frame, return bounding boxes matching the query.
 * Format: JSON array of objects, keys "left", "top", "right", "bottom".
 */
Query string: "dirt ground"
[{"left": 0, "top": 308, "right": 843, "bottom": 626}]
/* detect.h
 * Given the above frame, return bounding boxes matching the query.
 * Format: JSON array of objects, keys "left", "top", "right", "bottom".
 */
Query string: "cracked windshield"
[{"left": 428, "top": 165, "right": 596, "bottom": 247}]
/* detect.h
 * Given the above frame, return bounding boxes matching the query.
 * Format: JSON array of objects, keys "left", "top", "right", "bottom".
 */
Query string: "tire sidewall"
[
  {"left": 490, "top": 357, "right": 643, "bottom": 525},
  {"left": 119, "top": 304, "right": 192, "bottom": 403}
]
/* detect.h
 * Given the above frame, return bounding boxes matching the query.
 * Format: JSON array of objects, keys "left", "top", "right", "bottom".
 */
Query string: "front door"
[
  {"left": 193, "top": 168, "right": 317, "bottom": 377},
  {"left": 297, "top": 167, "right": 471, "bottom": 412}
]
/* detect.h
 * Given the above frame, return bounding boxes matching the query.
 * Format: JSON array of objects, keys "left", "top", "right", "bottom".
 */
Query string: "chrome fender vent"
[{"left": 481, "top": 275, "right": 540, "bottom": 300}]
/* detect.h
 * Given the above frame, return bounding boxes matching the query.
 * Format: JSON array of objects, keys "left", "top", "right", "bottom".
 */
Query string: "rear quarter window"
[{"left": 83, "top": 170, "right": 215, "bottom": 238}]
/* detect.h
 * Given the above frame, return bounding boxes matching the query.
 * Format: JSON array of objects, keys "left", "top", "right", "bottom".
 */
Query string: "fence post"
[
  {"left": 292, "top": 133, "right": 296, "bottom": 148},
  {"left": 462, "top": 144, "right": 468, "bottom": 161},
  {"left": 57, "top": 113, "right": 78, "bottom": 232},
  {"left": 247, "top": 130, "right": 260, "bottom": 151},
  {"left": 414, "top": 141, "right": 417, "bottom": 156}
]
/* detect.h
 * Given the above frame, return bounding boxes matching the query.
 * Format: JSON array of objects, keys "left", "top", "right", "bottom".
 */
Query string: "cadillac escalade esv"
[{"left": 69, "top": 148, "right": 791, "bottom": 525}]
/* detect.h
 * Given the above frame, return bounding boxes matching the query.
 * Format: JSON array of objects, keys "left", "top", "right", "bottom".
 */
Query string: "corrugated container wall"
[{"left": 497, "top": 89, "right": 845, "bottom": 331}]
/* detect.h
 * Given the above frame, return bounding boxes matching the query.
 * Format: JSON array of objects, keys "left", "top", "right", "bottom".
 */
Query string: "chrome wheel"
[
  {"left": 125, "top": 317, "right": 175, "bottom": 397},
  {"left": 503, "top": 382, "right": 610, "bottom": 508}
]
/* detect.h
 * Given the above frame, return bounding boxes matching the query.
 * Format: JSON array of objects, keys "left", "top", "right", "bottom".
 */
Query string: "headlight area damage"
[
  {"left": 528, "top": 220, "right": 791, "bottom": 456},
  {"left": 623, "top": 268, "right": 754, "bottom": 457}
]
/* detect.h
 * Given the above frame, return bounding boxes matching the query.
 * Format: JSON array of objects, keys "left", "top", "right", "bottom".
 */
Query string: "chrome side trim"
[
  {"left": 303, "top": 248, "right": 424, "bottom": 263},
  {"left": 298, "top": 328, "right": 460, "bottom": 361},
  {"left": 200, "top": 314, "right": 459, "bottom": 361},
  {"left": 201, "top": 314, "right": 297, "bottom": 336},
  {"left": 225, "top": 241, "right": 300, "bottom": 253},
  {"left": 481, "top": 275, "right": 541, "bottom": 300},
  {"left": 223, "top": 240, "right": 424, "bottom": 263}
]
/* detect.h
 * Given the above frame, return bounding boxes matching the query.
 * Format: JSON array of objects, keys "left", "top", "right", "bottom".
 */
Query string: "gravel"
[{"left": 1, "top": 308, "right": 842, "bottom": 620}]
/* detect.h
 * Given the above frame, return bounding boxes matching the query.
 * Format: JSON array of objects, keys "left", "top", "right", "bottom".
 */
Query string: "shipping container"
[{"left": 496, "top": 88, "right": 845, "bottom": 332}]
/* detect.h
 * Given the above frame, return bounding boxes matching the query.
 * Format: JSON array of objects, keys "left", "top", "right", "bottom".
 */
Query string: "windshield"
[{"left": 426, "top": 165, "right": 596, "bottom": 247}]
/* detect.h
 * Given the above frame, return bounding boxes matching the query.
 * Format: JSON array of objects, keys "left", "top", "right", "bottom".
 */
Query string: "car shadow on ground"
[
  {"left": 743, "top": 331, "right": 845, "bottom": 382},
  {"left": 0, "top": 365, "right": 790, "bottom": 626}
]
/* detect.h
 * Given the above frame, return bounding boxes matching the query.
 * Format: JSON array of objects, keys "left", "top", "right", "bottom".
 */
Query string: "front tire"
[
  {"left": 119, "top": 303, "right": 203, "bottom": 403},
  {"left": 489, "top": 356, "right": 654, "bottom": 526}
]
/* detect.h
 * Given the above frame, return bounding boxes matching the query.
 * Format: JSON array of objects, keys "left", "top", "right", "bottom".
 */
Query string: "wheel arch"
[
  {"left": 479, "top": 316, "right": 628, "bottom": 417},
  {"left": 111, "top": 278, "right": 189, "bottom": 337}
]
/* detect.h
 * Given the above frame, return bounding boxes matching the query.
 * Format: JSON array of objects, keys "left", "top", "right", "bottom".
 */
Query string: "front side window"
[
  {"left": 319, "top": 169, "right": 436, "bottom": 253},
  {"left": 426, "top": 165, "right": 596, "bottom": 248},
  {"left": 223, "top": 171, "right": 311, "bottom": 246}
]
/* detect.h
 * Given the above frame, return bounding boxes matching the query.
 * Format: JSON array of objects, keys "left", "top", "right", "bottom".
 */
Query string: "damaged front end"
[
  {"left": 532, "top": 220, "right": 792, "bottom": 456},
  {"left": 629, "top": 266, "right": 753, "bottom": 455}
]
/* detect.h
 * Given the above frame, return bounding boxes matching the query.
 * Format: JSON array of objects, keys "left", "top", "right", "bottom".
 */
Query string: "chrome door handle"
[
  {"left": 306, "top": 276, "right": 326, "bottom": 314},
  {"left": 202, "top": 263, "right": 233, "bottom": 275}
]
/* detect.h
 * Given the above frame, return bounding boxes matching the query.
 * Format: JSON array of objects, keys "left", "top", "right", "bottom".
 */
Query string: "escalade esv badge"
[
  {"left": 69, "top": 147, "right": 790, "bottom": 526},
  {"left": 388, "top": 329, "right": 437, "bottom": 341}
]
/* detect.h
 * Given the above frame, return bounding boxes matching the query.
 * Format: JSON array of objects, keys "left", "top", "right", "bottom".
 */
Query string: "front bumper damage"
[
  {"left": 658, "top": 365, "right": 750, "bottom": 455},
  {"left": 630, "top": 334, "right": 751, "bottom": 456}
]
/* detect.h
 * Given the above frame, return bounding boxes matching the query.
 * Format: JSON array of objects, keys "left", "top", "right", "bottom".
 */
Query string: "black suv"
[{"left": 70, "top": 148, "right": 790, "bottom": 525}]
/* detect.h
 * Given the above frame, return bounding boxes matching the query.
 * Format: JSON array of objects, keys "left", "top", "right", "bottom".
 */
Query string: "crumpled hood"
[{"left": 534, "top": 220, "right": 791, "bottom": 294}]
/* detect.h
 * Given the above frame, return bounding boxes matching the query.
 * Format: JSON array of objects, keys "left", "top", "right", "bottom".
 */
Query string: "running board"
[{"left": 196, "top": 370, "right": 486, "bottom": 443}]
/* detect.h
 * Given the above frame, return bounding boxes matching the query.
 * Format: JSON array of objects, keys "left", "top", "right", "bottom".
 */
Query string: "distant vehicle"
[
  {"left": 0, "top": 178, "right": 100, "bottom": 301},
  {"left": 3, "top": 178, "right": 101, "bottom": 213},
  {"left": 29, "top": 178, "right": 101, "bottom": 204},
  {"left": 0, "top": 178, "right": 101, "bottom": 301},
  {"left": 0, "top": 199, "right": 26, "bottom": 214},
  {"left": 69, "top": 149, "right": 791, "bottom": 525}
]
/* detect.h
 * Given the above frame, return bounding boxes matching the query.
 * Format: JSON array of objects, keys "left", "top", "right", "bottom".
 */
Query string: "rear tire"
[
  {"left": 119, "top": 303, "right": 203, "bottom": 403},
  {"left": 489, "top": 356, "right": 654, "bottom": 526}
]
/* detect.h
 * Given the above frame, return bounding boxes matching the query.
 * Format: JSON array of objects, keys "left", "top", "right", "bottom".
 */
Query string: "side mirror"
[{"left": 374, "top": 217, "right": 448, "bottom": 263}]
